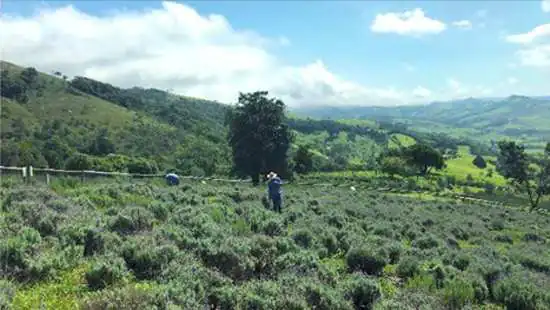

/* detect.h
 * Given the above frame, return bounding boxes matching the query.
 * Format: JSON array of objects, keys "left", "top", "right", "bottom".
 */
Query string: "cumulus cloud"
[
  {"left": 506, "top": 23, "right": 550, "bottom": 44},
  {"left": 452, "top": 20, "right": 473, "bottom": 30},
  {"left": 0, "top": 2, "right": 411, "bottom": 107},
  {"left": 543, "top": 0, "right": 550, "bottom": 12},
  {"left": 412, "top": 86, "right": 432, "bottom": 98},
  {"left": 445, "top": 78, "right": 493, "bottom": 98},
  {"left": 516, "top": 44, "right": 550, "bottom": 68},
  {"left": 506, "top": 24, "right": 550, "bottom": 68},
  {"left": 370, "top": 8, "right": 446, "bottom": 36}
]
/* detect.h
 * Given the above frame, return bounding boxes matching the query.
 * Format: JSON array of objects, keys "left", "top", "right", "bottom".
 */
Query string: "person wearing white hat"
[{"left": 266, "top": 171, "right": 283, "bottom": 213}]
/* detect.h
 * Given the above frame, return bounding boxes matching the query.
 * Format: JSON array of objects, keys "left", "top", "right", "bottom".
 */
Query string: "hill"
[
  {"left": 4, "top": 60, "right": 493, "bottom": 177},
  {"left": 1, "top": 60, "right": 233, "bottom": 175},
  {"left": 291, "top": 96, "right": 550, "bottom": 152}
]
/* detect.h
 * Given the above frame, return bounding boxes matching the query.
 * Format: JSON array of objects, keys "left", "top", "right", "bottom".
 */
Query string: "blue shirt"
[{"left": 268, "top": 177, "right": 282, "bottom": 198}]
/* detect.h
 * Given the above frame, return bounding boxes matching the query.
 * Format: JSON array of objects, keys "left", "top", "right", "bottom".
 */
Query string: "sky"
[{"left": 1, "top": 0, "right": 549, "bottom": 107}]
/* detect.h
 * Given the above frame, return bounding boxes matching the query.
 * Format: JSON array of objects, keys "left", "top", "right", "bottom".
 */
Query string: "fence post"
[
  {"left": 22, "top": 167, "right": 27, "bottom": 179},
  {"left": 46, "top": 173, "right": 50, "bottom": 185}
]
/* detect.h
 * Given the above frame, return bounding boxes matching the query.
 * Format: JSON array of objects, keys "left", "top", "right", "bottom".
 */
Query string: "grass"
[
  {"left": 1, "top": 177, "right": 549, "bottom": 309},
  {"left": 388, "top": 133, "right": 417, "bottom": 149},
  {"left": 439, "top": 145, "right": 507, "bottom": 186}
]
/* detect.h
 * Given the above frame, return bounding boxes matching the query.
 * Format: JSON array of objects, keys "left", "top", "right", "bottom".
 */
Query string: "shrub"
[
  {"left": 85, "top": 256, "right": 128, "bottom": 290},
  {"left": 472, "top": 155, "right": 487, "bottom": 169},
  {"left": 109, "top": 207, "right": 154, "bottom": 235},
  {"left": 386, "top": 242, "right": 403, "bottom": 264},
  {"left": 490, "top": 219, "right": 505, "bottom": 231},
  {"left": 292, "top": 229, "right": 315, "bottom": 248},
  {"left": 396, "top": 256, "right": 420, "bottom": 279},
  {"left": 0, "top": 280, "right": 17, "bottom": 309},
  {"left": 442, "top": 277, "right": 475, "bottom": 309},
  {"left": 492, "top": 277, "right": 546, "bottom": 310},
  {"left": 413, "top": 234, "right": 440, "bottom": 250},
  {"left": 346, "top": 246, "right": 387, "bottom": 276},
  {"left": 83, "top": 228, "right": 104, "bottom": 257},
  {"left": 122, "top": 242, "right": 179, "bottom": 280},
  {"left": 81, "top": 283, "right": 166, "bottom": 309},
  {"left": 343, "top": 274, "right": 381, "bottom": 310}
]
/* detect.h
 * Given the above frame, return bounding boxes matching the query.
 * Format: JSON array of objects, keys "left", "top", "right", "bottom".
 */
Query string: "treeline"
[
  {"left": 286, "top": 118, "right": 388, "bottom": 144},
  {"left": 377, "top": 121, "right": 494, "bottom": 156},
  {"left": 69, "top": 76, "right": 229, "bottom": 144}
]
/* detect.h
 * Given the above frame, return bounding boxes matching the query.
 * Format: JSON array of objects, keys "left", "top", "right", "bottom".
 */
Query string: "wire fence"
[
  {"left": 0, "top": 165, "right": 252, "bottom": 184},
  {"left": 0, "top": 165, "right": 514, "bottom": 209}
]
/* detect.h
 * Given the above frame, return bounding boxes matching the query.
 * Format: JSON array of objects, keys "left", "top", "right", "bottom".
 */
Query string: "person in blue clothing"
[
  {"left": 165, "top": 173, "right": 180, "bottom": 186},
  {"left": 266, "top": 171, "right": 283, "bottom": 213}
]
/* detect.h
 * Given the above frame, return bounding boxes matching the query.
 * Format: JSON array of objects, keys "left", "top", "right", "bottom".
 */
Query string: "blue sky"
[{"left": 1, "top": 0, "right": 549, "bottom": 106}]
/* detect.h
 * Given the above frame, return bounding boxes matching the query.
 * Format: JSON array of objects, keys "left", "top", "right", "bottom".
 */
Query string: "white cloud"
[
  {"left": 507, "top": 77, "right": 519, "bottom": 85},
  {"left": 506, "top": 24, "right": 550, "bottom": 68},
  {"left": 370, "top": 8, "right": 446, "bottom": 36},
  {"left": 412, "top": 86, "right": 432, "bottom": 98},
  {"left": 447, "top": 78, "right": 463, "bottom": 93},
  {"left": 475, "top": 10, "right": 487, "bottom": 18},
  {"left": 505, "top": 23, "right": 550, "bottom": 44},
  {"left": 445, "top": 78, "right": 493, "bottom": 98},
  {"left": 0, "top": 2, "right": 412, "bottom": 107},
  {"left": 516, "top": 44, "right": 550, "bottom": 68},
  {"left": 452, "top": 20, "right": 473, "bottom": 30},
  {"left": 543, "top": 0, "right": 550, "bottom": 12}
]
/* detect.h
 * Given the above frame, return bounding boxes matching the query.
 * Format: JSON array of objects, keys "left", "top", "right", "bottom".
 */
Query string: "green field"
[
  {"left": 438, "top": 146, "right": 506, "bottom": 186},
  {"left": 1, "top": 178, "right": 549, "bottom": 309}
]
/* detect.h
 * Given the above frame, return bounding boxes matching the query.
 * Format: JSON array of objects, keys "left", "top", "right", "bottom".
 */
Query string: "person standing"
[
  {"left": 165, "top": 173, "right": 180, "bottom": 186},
  {"left": 266, "top": 171, "right": 283, "bottom": 213}
]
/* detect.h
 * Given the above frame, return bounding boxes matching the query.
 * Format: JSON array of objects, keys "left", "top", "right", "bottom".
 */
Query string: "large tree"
[
  {"left": 403, "top": 143, "right": 445, "bottom": 176},
  {"left": 226, "top": 91, "right": 293, "bottom": 185},
  {"left": 496, "top": 140, "right": 550, "bottom": 211},
  {"left": 294, "top": 145, "right": 314, "bottom": 174}
]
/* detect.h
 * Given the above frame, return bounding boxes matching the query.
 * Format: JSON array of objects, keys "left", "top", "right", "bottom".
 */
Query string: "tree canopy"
[
  {"left": 496, "top": 140, "right": 550, "bottom": 211},
  {"left": 403, "top": 143, "right": 445, "bottom": 176},
  {"left": 226, "top": 91, "right": 294, "bottom": 185}
]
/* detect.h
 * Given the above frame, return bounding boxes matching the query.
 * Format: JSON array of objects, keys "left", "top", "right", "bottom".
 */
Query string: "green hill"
[
  {"left": 1, "top": 60, "right": 232, "bottom": 175},
  {"left": 291, "top": 96, "right": 550, "bottom": 152},
  {"left": 0, "top": 60, "right": 512, "bottom": 177}
]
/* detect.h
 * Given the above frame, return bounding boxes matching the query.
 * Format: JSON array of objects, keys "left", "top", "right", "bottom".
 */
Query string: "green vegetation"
[
  {"left": 496, "top": 141, "right": 550, "bottom": 211},
  {"left": 2, "top": 178, "right": 550, "bottom": 309},
  {"left": 2, "top": 57, "right": 550, "bottom": 310},
  {"left": 227, "top": 91, "right": 293, "bottom": 184}
]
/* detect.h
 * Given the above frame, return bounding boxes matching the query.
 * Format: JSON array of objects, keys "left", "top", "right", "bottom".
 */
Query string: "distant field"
[
  {"left": 439, "top": 145, "right": 507, "bottom": 186},
  {"left": 388, "top": 133, "right": 416, "bottom": 149}
]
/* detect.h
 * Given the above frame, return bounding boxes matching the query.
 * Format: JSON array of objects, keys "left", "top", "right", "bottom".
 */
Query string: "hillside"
[
  {"left": 1, "top": 60, "right": 233, "bottom": 175},
  {"left": 291, "top": 96, "right": 550, "bottom": 152},
  {"left": 4, "top": 60, "right": 492, "bottom": 176}
]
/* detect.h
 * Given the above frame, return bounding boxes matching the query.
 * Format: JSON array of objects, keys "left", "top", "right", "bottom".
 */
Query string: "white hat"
[{"left": 266, "top": 171, "right": 277, "bottom": 179}]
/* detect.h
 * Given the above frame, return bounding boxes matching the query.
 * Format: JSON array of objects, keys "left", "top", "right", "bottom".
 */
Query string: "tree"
[
  {"left": 380, "top": 156, "right": 407, "bottom": 178},
  {"left": 294, "top": 145, "right": 313, "bottom": 174},
  {"left": 88, "top": 128, "right": 116, "bottom": 156},
  {"left": 403, "top": 143, "right": 445, "bottom": 176},
  {"left": 496, "top": 140, "right": 550, "bottom": 211},
  {"left": 472, "top": 155, "right": 487, "bottom": 169},
  {"left": 226, "top": 91, "right": 293, "bottom": 185}
]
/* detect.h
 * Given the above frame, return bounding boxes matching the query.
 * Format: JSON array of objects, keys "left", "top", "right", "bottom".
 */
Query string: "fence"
[
  {"left": 0, "top": 165, "right": 518, "bottom": 210},
  {"left": 0, "top": 165, "right": 251, "bottom": 185}
]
